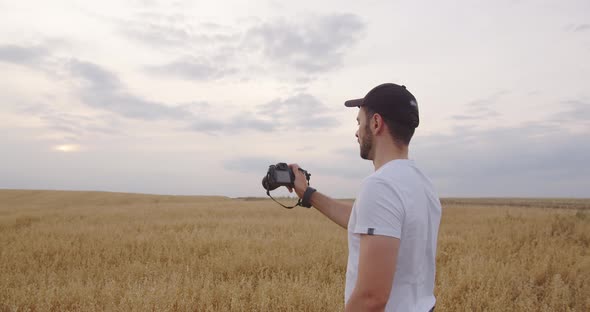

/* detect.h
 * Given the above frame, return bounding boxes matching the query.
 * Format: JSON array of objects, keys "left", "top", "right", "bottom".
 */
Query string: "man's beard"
[{"left": 359, "top": 125, "right": 373, "bottom": 160}]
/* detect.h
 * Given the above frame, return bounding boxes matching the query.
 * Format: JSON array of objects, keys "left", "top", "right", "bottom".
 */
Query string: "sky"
[{"left": 0, "top": 0, "right": 589, "bottom": 198}]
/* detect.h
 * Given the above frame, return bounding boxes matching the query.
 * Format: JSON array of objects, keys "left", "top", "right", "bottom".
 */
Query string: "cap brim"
[{"left": 344, "top": 98, "right": 364, "bottom": 107}]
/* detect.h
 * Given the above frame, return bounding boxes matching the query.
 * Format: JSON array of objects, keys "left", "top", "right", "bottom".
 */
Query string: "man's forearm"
[
  {"left": 345, "top": 290, "right": 387, "bottom": 312},
  {"left": 308, "top": 191, "right": 352, "bottom": 229}
]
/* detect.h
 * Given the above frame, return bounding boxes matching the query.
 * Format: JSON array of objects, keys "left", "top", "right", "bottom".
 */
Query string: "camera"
[{"left": 262, "top": 162, "right": 310, "bottom": 191}]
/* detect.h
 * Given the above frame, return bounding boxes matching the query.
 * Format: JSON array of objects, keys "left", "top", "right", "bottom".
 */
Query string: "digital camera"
[{"left": 261, "top": 162, "right": 309, "bottom": 191}]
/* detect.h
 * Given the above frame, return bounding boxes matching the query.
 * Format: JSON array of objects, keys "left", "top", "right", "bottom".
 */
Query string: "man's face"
[{"left": 356, "top": 108, "right": 373, "bottom": 160}]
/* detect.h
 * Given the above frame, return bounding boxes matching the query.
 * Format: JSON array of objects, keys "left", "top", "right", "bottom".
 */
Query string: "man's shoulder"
[
  {"left": 363, "top": 161, "right": 437, "bottom": 200},
  {"left": 366, "top": 163, "right": 413, "bottom": 187},
  {"left": 358, "top": 173, "right": 405, "bottom": 203},
  {"left": 360, "top": 172, "right": 395, "bottom": 190}
]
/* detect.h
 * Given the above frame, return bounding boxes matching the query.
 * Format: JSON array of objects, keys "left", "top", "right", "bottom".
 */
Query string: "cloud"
[
  {"left": 0, "top": 36, "right": 343, "bottom": 137},
  {"left": 412, "top": 120, "right": 590, "bottom": 197},
  {"left": 314, "top": 147, "right": 372, "bottom": 179},
  {"left": 68, "top": 59, "right": 275, "bottom": 133},
  {"left": 116, "top": 12, "right": 365, "bottom": 81},
  {"left": 234, "top": 101, "right": 590, "bottom": 198},
  {"left": 117, "top": 10, "right": 241, "bottom": 49},
  {"left": 246, "top": 14, "right": 365, "bottom": 73},
  {"left": 450, "top": 91, "right": 506, "bottom": 121},
  {"left": 0, "top": 44, "right": 47, "bottom": 65},
  {"left": 148, "top": 57, "right": 238, "bottom": 81},
  {"left": 177, "top": 101, "right": 210, "bottom": 113},
  {"left": 68, "top": 59, "right": 193, "bottom": 121},
  {"left": 553, "top": 100, "right": 590, "bottom": 124},
  {"left": 121, "top": 20, "right": 240, "bottom": 48},
  {"left": 467, "top": 90, "right": 509, "bottom": 107},
  {"left": 63, "top": 58, "right": 324, "bottom": 134},
  {"left": 9, "top": 96, "right": 128, "bottom": 143},
  {"left": 574, "top": 24, "right": 590, "bottom": 32},
  {"left": 61, "top": 59, "right": 301, "bottom": 134},
  {"left": 187, "top": 112, "right": 276, "bottom": 134},
  {"left": 200, "top": 22, "right": 228, "bottom": 31},
  {"left": 0, "top": 44, "right": 252, "bottom": 135},
  {"left": 187, "top": 118, "right": 226, "bottom": 133},
  {"left": 224, "top": 156, "right": 276, "bottom": 174},
  {"left": 175, "top": 92, "right": 279, "bottom": 134},
  {"left": 39, "top": 110, "right": 121, "bottom": 137},
  {"left": 231, "top": 113, "right": 276, "bottom": 132},
  {"left": 258, "top": 93, "right": 339, "bottom": 130},
  {"left": 121, "top": 22, "right": 189, "bottom": 47}
]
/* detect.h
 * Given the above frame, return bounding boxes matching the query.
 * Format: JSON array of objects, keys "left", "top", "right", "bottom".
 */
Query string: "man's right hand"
[{"left": 288, "top": 163, "right": 308, "bottom": 199}]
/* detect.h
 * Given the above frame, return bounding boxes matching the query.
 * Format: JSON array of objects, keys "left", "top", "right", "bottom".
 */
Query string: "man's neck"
[{"left": 372, "top": 141, "right": 409, "bottom": 171}]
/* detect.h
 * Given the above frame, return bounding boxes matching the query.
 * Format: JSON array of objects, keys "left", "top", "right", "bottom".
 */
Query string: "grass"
[{"left": 0, "top": 190, "right": 588, "bottom": 311}]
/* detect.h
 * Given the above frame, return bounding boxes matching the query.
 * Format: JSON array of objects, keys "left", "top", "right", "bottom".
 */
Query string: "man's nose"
[{"left": 355, "top": 130, "right": 358, "bottom": 138}]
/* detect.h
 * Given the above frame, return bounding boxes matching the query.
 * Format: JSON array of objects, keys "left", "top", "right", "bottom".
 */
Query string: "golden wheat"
[{"left": 0, "top": 190, "right": 588, "bottom": 311}]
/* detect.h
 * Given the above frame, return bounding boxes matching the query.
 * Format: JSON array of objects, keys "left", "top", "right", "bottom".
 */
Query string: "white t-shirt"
[{"left": 345, "top": 159, "right": 441, "bottom": 312}]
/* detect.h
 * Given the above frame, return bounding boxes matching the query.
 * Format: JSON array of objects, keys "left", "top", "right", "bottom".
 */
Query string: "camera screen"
[{"left": 275, "top": 170, "right": 291, "bottom": 183}]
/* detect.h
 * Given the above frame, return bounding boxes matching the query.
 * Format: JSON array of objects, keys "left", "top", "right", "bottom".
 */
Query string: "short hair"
[{"left": 365, "top": 106, "right": 415, "bottom": 146}]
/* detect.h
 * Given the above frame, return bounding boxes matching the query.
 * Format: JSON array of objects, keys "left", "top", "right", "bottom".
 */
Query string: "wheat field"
[{"left": 0, "top": 190, "right": 588, "bottom": 311}]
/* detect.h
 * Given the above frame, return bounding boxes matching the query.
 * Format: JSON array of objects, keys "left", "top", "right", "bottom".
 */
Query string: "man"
[{"left": 289, "top": 83, "right": 441, "bottom": 312}]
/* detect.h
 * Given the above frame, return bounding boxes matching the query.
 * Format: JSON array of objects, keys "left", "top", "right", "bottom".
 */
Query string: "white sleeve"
[{"left": 352, "top": 177, "right": 405, "bottom": 238}]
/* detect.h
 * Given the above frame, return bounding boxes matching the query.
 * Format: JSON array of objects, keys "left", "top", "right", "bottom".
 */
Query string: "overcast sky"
[{"left": 1, "top": 0, "right": 589, "bottom": 198}]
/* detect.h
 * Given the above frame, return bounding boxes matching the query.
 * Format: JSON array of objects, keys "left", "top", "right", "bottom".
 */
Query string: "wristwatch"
[{"left": 301, "top": 187, "right": 317, "bottom": 208}]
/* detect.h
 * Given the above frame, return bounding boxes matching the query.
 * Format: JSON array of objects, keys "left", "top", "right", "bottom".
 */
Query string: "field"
[{"left": 0, "top": 190, "right": 589, "bottom": 311}]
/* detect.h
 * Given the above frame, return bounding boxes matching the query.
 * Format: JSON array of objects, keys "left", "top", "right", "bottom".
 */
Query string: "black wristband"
[{"left": 301, "top": 187, "right": 316, "bottom": 208}]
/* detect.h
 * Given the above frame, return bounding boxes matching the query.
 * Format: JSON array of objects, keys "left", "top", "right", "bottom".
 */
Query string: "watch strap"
[{"left": 301, "top": 187, "right": 317, "bottom": 208}]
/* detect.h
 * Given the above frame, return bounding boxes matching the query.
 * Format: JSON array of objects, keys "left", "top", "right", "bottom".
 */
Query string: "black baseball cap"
[{"left": 344, "top": 83, "right": 419, "bottom": 128}]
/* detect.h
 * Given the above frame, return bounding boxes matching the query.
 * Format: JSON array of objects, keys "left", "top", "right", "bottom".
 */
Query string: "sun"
[{"left": 54, "top": 144, "right": 81, "bottom": 152}]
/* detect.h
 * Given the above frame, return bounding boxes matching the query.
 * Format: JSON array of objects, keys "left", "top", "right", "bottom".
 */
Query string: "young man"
[{"left": 289, "top": 83, "right": 441, "bottom": 312}]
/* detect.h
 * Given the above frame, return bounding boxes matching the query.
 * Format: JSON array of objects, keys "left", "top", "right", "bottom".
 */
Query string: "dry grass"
[
  {"left": 437, "top": 199, "right": 589, "bottom": 311},
  {"left": 0, "top": 190, "right": 588, "bottom": 311}
]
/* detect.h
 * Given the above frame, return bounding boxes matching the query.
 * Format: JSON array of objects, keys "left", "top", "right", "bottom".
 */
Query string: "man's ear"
[{"left": 372, "top": 113, "right": 384, "bottom": 134}]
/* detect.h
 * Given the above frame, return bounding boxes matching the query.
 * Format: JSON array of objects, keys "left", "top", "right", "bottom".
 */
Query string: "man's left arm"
[{"left": 345, "top": 234, "right": 400, "bottom": 312}]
